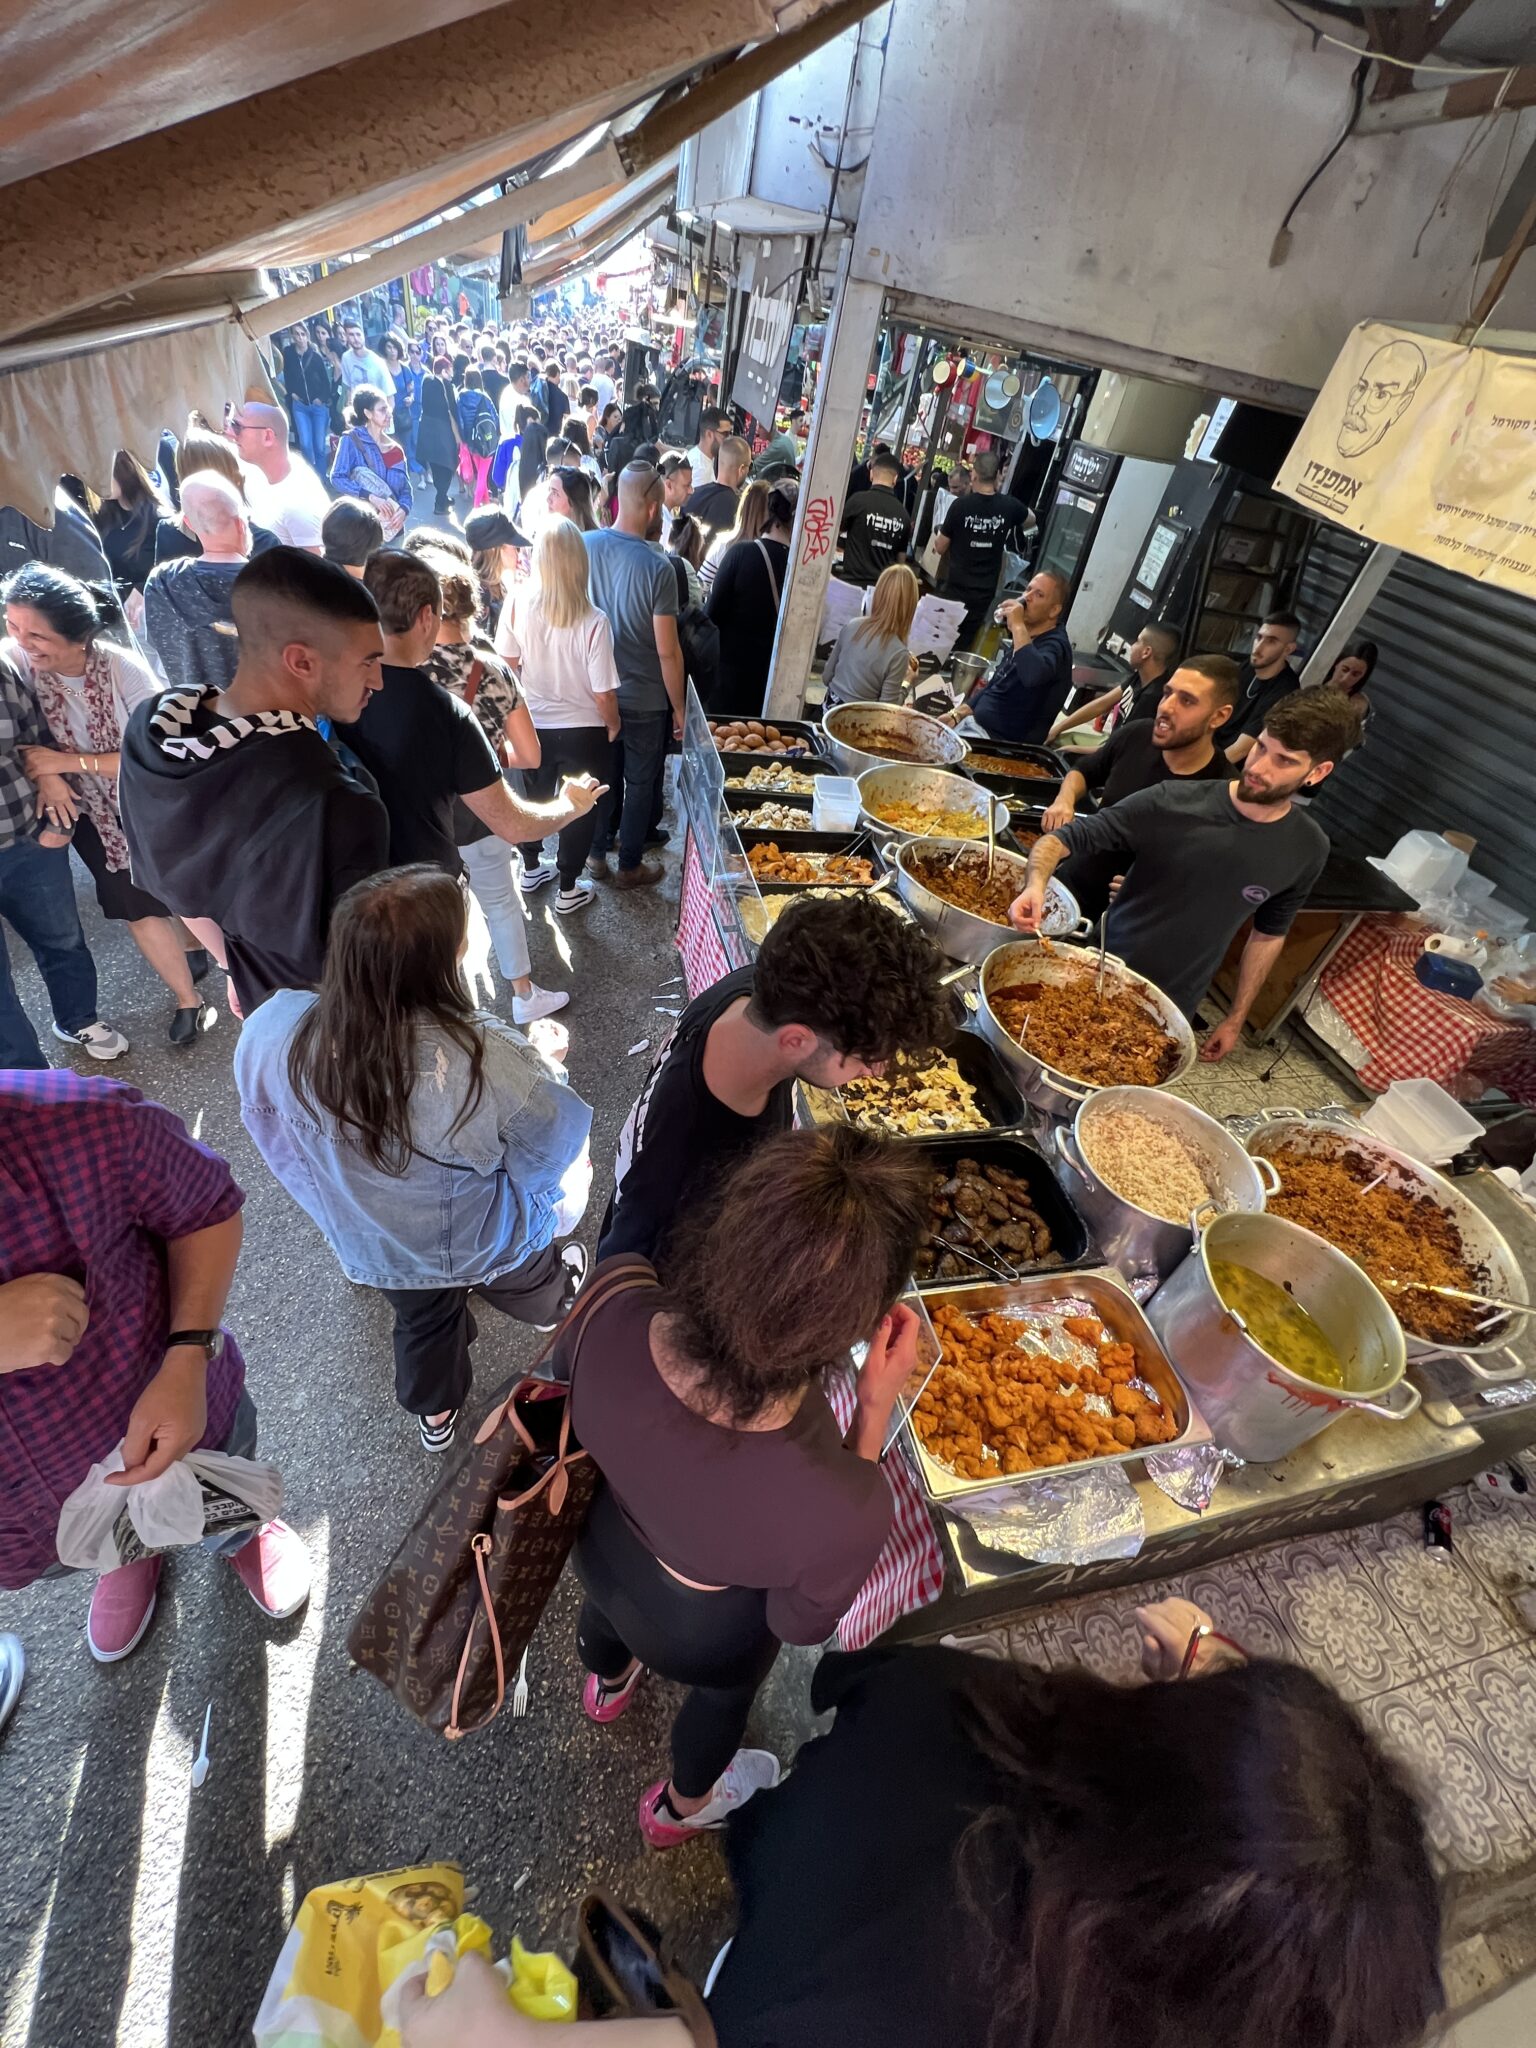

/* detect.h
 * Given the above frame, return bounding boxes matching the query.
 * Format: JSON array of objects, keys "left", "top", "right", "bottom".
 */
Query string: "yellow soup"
[{"left": 1209, "top": 1260, "right": 1352, "bottom": 1390}]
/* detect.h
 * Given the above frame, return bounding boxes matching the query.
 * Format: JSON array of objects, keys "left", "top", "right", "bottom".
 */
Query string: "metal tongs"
[{"left": 929, "top": 1226, "right": 1017, "bottom": 1282}]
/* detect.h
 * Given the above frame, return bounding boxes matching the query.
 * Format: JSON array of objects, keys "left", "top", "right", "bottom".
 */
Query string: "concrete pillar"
[{"left": 763, "top": 254, "right": 885, "bottom": 718}]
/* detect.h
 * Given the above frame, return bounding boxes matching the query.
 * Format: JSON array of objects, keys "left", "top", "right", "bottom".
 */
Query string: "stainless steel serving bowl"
[
  {"left": 976, "top": 941, "right": 1196, "bottom": 1121},
  {"left": 893, "top": 839, "right": 1084, "bottom": 966},
  {"left": 1243, "top": 1114, "right": 1529, "bottom": 1360},
  {"left": 856, "top": 763, "right": 1007, "bottom": 846},
  {"left": 821, "top": 701, "right": 969, "bottom": 778}
]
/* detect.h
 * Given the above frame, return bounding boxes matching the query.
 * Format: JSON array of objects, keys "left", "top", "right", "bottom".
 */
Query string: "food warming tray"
[{"left": 909, "top": 1133, "right": 1092, "bottom": 1279}]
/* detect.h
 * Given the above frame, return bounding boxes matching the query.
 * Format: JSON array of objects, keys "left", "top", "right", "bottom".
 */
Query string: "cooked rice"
[{"left": 1081, "top": 1110, "right": 1212, "bottom": 1224}]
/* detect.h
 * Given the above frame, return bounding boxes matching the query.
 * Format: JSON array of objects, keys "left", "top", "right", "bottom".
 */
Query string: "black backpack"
[
  {"left": 670, "top": 554, "right": 721, "bottom": 708},
  {"left": 469, "top": 400, "right": 498, "bottom": 460}
]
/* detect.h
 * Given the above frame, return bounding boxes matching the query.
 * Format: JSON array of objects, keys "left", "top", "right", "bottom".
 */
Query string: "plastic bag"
[
  {"left": 253, "top": 1863, "right": 576, "bottom": 2047},
  {"left": 55, "top": 1442, "right": 282, "bottom": 1571}
]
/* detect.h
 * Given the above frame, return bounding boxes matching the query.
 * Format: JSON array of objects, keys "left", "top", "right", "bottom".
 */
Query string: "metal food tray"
[
  {"left": 798, "top": 1027, "right": 1026, "bottom": 1141},
  {"left": 736, "top": 824, "right": 889, "bottom": 892},
  {"left": 897, "top": 1269, "right": 1206, "bottom": 1502},
  {"left": 709, "top": 717, "right": 828, "bottom": 758},
  {"left": 909, "top": 1132, "right": 1092, "bottom": 1280},
  {"left": 723, "top": 787, "right": 815, "bottom": 824},
  {"left": 718, "top": 750, "right": 839, "bottom": 784}
]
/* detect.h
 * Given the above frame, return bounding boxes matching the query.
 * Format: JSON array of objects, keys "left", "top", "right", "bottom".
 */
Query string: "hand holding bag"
[{"left": 347, "top": 1263, "right": 654, "bottom": 1739}]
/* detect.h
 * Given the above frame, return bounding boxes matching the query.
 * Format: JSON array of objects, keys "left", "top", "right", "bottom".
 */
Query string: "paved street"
[{"left": 0, "top": 835, "right": 815, "bottom": 2047}]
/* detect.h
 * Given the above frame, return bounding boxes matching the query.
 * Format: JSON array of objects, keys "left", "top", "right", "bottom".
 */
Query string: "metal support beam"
[
  {"left": 764, "top": 252, "right": 885, "bottom": 718},
  {"left": 1355, "top": 66, "right": 1536, "bottom": 134},
  {"left": 1297, "top": 544, "right": 1401, "bottom": 685}
]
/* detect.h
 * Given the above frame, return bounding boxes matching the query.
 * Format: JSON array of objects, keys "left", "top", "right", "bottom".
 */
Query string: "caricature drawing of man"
[{"left": 1337, "top": 340, "right": 1426, "bottom": 459}]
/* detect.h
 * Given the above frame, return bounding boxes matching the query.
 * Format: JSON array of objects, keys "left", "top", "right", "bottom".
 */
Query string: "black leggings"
[
  {"left": 517, "top": 724, "right": 614, "bottom": 885},
  {"left": 431, "top": 463, "right": 457, "bottom": 515},
  {"left": 574, "top": 1483, "right": 779, "bottom": 1798}
]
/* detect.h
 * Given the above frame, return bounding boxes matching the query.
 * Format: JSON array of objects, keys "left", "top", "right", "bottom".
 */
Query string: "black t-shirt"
[
  {"left": 335, "top": 663, "right": 500, "bottom": 877},
  {"left": 1059, "top": 721, "right": 1230, "bottom": 920},
  {"left": 598, "top": 965, "right": 793, "bottom": 1263},
  {"left": 705, "top": 536, "right": 791, "bottom": 718},
  {"left": 840, "top": 486, "right": 912, "bottom": 585},
  {"left": 1215, "top": 661, "right": 1298, "bottom": 745},
  {"left": 684, "top": 479, "right": 741, "bottom": 537},
  {"left": 940, "top": 490, "right": 1033, "bottom": 595},
  {"left": 481, "top": 367, "right": 509, "bottom": 411},
  {"left": 1055, "top": 778, "right": 1329, "bottom": 1018},
  {"left": 709, "top": 1647, "right": 1011, "bottom": 2048},
  {"left": 1114, "top": 669, "right": 1169, "bottom": 729}
]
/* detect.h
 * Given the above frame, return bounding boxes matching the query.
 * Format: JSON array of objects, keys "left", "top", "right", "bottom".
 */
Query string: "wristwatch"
[{"left": 165, "top": 1328, "right": 225, "bottom": 1361}]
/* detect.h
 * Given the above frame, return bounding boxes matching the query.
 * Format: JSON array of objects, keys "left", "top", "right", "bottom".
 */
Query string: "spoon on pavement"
[{"left": 192, "top": 1702, "right": 212, "bottom": 1789}]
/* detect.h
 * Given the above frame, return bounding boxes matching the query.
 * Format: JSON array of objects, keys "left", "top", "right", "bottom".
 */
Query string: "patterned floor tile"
[
  {"left": 1440, "top": 1652, "right": 1536, "bottom": 1825},
  {"left": 1029, "top": 1590, "right": 1156, "bottom": 1685},
  {"left": 939, "top": 1626, "right": 1016, "bottom": 1662},
  {"left": 1347, "top": 1512, "right": 1517, "bottom": 1671},
  {"left": 1451, "top": 1486, "right": 1536, "bottom": 1606},
  {"left": 1245, "top": 1532, "right": 1413, "bottom": 1701},
  {"left": 1359, "top": 1680, "right": 1531, "bottom": 1873},
  {"left": 1160, "top": 1558, "right": 1301, "bottom": 1665}
]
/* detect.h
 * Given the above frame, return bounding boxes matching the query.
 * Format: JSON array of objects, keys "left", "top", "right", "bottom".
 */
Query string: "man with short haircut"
[
  {"left": 687, "top": 406, "right": 728, "bottom": 489},
  {"left": 1049, "top": 621, "right": 1181, "bottom": 744},
  {"left": 540, "top": 360, "right": 570, "bottom": 437},
  {"left": 320, "top": 499, "right": 384, "bottom": 577},
  {"left": 119, "top": 548, "right": 391, "bottom": 1015},
  {"left": 590, "top": 354, "right": 618, "bottom": 413},
  {"left": 281, "top": 323, "right": 334, "bottom": 473},
  {"left": 583, "top": 464, "right": 686, "bottom": 889},
  {"left": 839, "top": 450, "right": 913, "bottom": 586},
  {"left": 600, "top": 894, "right": 953, "bottom": 1263},
  {"left": 143, "top": 475, "right": 249, "bottom": 693},
  {"left": 931, "top": 450, "right": 1037, "bottom": 649},
  {"left": 657, "top": 452, "right": 693, "bottom": 541},
  {"left": 952, "top": 570, "right": 1073, "bottom": 745},
  {"left": 339, "top": 320, "right": 392, "bottom": 403},
  {"left": 1012, "top": 689, "right": 1357, "bottom": 1044},
  {"left": 1043, "top": 655, "right": 1239, "bottom": 920},
  {"left": 230, "top": 399, "right": 330, "bottom": 552},
  {"left": 684, "top": 434, "right": 750, "bottom": 538},
  {"left": 479, "top": 344, "right": 509, "bottom": 413},
  {"left": 1221, "top": 612, "right": 1302, "bottom": 763}
]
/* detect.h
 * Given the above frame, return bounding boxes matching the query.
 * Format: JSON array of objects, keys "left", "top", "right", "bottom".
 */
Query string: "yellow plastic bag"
[{"left": 508, "top": 1937, "right": 578, "bottom": 2022}]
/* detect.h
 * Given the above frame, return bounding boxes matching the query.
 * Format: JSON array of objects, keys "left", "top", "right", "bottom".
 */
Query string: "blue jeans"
[
  {"left": 292, "top": 400, "right": 331, "bottom": 473},
  {"left": 0, "top": 835, "right": 98, "bottom": 1068},
  {"left": 591, "top": 710, "right": 669, "bottom": 871}
]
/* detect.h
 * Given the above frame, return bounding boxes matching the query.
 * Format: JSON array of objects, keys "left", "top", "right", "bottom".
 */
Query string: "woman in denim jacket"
[{"left": 234, "top": 865, "right": 591, "bottom": 1453}]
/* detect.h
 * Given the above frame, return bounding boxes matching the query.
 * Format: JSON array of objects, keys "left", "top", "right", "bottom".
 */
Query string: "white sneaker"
[
  {"left": 638, "top": 1749, "right": 782, "bottom": 1847},
  {"left": 512, "top": 984, "right": 569, "bottom": 1025},
  {"left": 553, "top": 881, "right": 596, "bottom": 915},
  {"left": 520, "top": 864, "right": 557, "bottom": 893},
  {"left": 53, "top": 1020, "right": 130, "bottom": 1061}
]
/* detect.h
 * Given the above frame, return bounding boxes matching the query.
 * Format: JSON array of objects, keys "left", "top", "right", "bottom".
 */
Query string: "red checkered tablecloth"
[
  {"left": 676, "top": 829, "right": 731, "bottom": 997},
  {"left": 1319, "top": 914, "right": 1536, "bottom": 1105},
  {"left": 826, "top": 1367, "right": 946, "bottom": 1648}
]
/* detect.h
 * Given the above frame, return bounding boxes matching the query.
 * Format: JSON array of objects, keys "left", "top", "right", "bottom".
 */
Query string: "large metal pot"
[
  {"left": 893, "top": 839, "right": 1084, "bottom": 965},
  {"left": 1243, "top": 1114, "right": 1530, "bottom": 1362},
  {"left": 1053, "top": 1085, "right": 1278, "bottom": 1287},
  {"left": 821, "top": 701, "right": 968, "bottom": 778},
  {"left": 856, "top": 763, "right": 1007, "bottom": 845},
  {"left": 1147, "top": 1211, "right": 1417, "bottom": 1462},
  {"left": 976, "top": 941, "right": 1196, "bottom": 1122}
]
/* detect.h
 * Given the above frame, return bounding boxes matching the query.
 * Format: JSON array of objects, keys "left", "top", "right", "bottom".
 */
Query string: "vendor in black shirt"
[
  {"left": 947, "top": 571, "right": 1072, "bottom": 746},
  {"left": 1219, "top": 610, "right": 1301, "bottom": 762},
  {"left": 839, "top": 451, "right": 913, "bottom": 586},
  {"left": 1012, "top": 689, "right": 1360, "bottom": 1052},
  {"left": 930, "top": 449, "right": 1036, "bottom": 649},
  {"left": 1044, "top": 655, "right": 1239, "bottom": 919},
  {"left": 599, "top": 895, "right": 951, "bottom": 1264},
  {"left": 1048, "top": 620, "right": 1180, "bottom": 746}
]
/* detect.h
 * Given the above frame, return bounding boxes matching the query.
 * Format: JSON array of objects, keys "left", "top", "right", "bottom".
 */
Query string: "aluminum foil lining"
[
  {"left": 1145, "top": 1441, "right": 1244, "bottom": 1512},
  {"left": 1479, "top": 1379, "right": 1536, "bottom": 1409},
  {"left": 951, "top": 1461, "right": 1145, "bottom": 1564}
]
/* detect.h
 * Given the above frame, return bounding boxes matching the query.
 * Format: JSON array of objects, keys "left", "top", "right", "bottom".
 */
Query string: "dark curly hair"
[
  {"left": 662, "top": 1126, "right": 930, "bottom": 1424},
  {"left": 1260, "top": 687, "right": 1360, "bottom": 767},
  {"left": 748, "top": 894, "right": 952, "bottom": 1064}
]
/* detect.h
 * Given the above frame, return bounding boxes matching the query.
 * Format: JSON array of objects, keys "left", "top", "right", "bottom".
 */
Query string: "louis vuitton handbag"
[{"left": 347, "top": 1263, "right": 654, "bottom": 1739}]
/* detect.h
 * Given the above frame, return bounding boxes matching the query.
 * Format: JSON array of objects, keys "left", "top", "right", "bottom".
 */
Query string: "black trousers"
[
  {"left": 516, "top": 724, "right": 614, "bottom": 885},
  {"left": 430, "top": 463, "right": 457, "bottom": 515},
  {"left": 574, "top": 1483, "right": 779, "bottom": 1799},
  {"left": 379, "top": 1240, "right": 567, "bottom": 1416},
  {"left": 955, "top": 590, "right": 996, "bottom": 652}
]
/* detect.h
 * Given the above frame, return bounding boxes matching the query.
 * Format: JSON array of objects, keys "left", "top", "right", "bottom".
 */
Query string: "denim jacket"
[{"left": 234, "top": 990, "right": 592, "bottom": 1289}]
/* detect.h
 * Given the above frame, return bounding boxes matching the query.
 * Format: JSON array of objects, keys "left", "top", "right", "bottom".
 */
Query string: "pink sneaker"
[
  {"left": 227, "top": 1520, "right": 311, "bottom": 1620},
  {"left": 87, "top": 1555, "right": 163, "bottom": 1663},
  {"left": 583, "top": 1662, "right": 645, "bottom": 1725},
  {"left": 637, "top": 1750, "right": 782, "bottom": 1850}
]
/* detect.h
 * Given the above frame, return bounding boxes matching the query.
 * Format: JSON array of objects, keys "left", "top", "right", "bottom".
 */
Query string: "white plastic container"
[
  {"left": 1372, "top": 830, "right": 1469, "bottom": 900},
  {"left": 1361, "top": 1079, "right": 1483, "bottom": 1165},
  {"left": 811, "top": 776, "right": 863, "bottom": 831}
]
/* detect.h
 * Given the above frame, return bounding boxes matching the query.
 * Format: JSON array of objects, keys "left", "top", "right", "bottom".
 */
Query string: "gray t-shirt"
[
  {"left": 582, "top": 528, "right": 678, "bottom": 715},
  {"left": 1055, "top": 778, "right": 1328, "bottom": 1019}
]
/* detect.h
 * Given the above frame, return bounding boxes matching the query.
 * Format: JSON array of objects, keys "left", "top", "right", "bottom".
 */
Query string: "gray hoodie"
[{"left": 142, "top": 557, "right": 243, "bottom": 693}]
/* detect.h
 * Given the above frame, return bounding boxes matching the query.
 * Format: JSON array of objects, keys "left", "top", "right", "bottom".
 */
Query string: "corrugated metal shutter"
[{"left": 1293, "top": 526, "right": 1536, "bottom": 910}]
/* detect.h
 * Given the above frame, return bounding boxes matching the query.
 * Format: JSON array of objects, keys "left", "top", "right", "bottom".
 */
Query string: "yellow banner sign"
[{"left": 1276, "top": 320, "right": 1536, "bottom": 598}]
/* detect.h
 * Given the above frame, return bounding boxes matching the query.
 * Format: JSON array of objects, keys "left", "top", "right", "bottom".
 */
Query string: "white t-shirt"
[
  {"left": 495, "top": 592, "right": 619, "bottom": 729},
  {"left": 591, "top": 373, "right": 618, "bottom": 412},
  {"left": 687, "top": 444, "right": 714, "bottom": 489},
  {"left": 246, "top": 456, "right": 330, "bottom": 550}
]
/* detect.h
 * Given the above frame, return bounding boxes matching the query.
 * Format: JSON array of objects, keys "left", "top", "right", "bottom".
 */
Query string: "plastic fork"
[{"left": 511, "top": 1647, "right": 531, "bottom": 1718}]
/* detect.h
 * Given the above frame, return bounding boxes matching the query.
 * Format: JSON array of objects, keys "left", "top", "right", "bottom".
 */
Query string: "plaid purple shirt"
[{"left": 0, "top": 1072, "right": 246, "bottom": 1589}]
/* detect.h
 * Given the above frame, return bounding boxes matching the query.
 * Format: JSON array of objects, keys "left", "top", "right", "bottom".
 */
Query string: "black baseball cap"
[{"left": 463, "top": 508, "right": 530, "bottom": 550}]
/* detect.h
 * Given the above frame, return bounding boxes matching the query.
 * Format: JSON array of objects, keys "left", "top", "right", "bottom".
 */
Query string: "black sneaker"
[
  {"left": 419, "top": 1409, "right": 460, "bottom": 1453},
  {"left": 168, "top": 1002, "right": 215, "bottom": 1047}
]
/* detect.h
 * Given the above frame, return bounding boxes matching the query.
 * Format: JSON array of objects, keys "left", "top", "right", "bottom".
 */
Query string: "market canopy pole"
[{"left": 1297, "top": 545, "right": 1400, "bottom": 687}]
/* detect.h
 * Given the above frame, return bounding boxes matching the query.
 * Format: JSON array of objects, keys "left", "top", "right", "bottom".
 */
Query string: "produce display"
[
  {"left": 745, "top": 842, "right": 877, "bottom": 886},
  {"left": 735, "top": 800, "right": 813, "bottom": 830},
  {"left": 914, "top": 1159, "right": 1065, "bottom": 1280},
  {"left": 906, "top": 845, "right": 1022, "bottom": 925},
  {"left": 726, "top": 762, "right": 821, "bottom": 794},
  {"left": 1080, "top": 1109, "right": 1213, "bottom": 1223},
  {"left": 866, "top": 795, "right": 989, "bottom": 838},
  {"left": 965, "top": 750, "right": 1054, "bottom": 780},
  {"left": 811, "top": 1052, "right": 991, "bottom": 1136},
  {"left": 1209, "top": 1260, "right": 1352, "bottom": 1389},
  {"left": 711, "top": 719, "right": 813, "bottom": 756},
  {"left": 913, "top": 1304, "right": 1178, "bottom": 1479},
  {"left": 1263, "top": 1142, "right": 1492, "bottom": 1347},
  {"left": 990, "top": 973, "right": 1179, "bottom": 1088}
]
